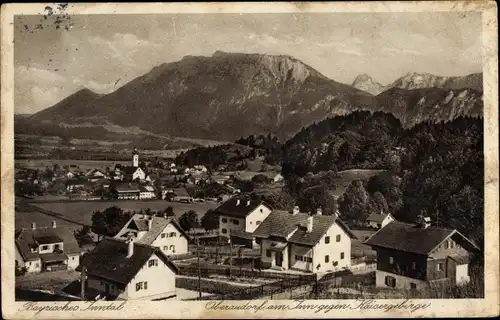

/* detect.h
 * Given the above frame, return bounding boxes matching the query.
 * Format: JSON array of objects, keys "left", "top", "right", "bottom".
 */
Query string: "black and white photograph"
[{"left": 1, "top": 2, "right": 498, "bottom": 319}]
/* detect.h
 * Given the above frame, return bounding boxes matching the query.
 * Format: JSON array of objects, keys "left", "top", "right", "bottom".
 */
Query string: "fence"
[
  {"left": 178, "top": 264, "right": 314, "bottom": 280},
  {"left": 184, "top": 274, "right": 317, "bottom": 300}
]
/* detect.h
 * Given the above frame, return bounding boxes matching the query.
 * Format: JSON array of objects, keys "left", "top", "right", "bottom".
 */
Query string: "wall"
[
  {"left": 219, "top": 215, "right": 245, "bottom": 235},
  {"left": 245, "top": 204, "right": 272, "bottom": 233},
  {"left": 375, "top": 270, "right": 428, "bottom": 290},
  {"left": 260, "top": 239, "right": 289, "bottom": 270},
  {"left": 87, "top": 277, "right": 127, "bottom": 299},
  {"left": 38, "top": 242, "right": 64, "bottom": 254},
  {"left": 125, "top": 252, "right": 176, "bottom": 300},
  {"left": 67, "top": 254, "right": 80, "bottom": 270},
  {"left": 151, "top": 223, "right": 189, "bottom": 255},
  {"left": 428, "top": 236, "right": 469, "bottom": 259},
  {"left": 312, "top": 222, "right": 351, "bottom": 273},
  {"left": 455, "top": 263, "right": 470, "bottom": 285},
  {"left": 289, "top": 244, "right": 314, "bottom": 272},
  {"left": 426, "top": 258, "right": 449, "bottom": 281},
  {"left": 376, "top": 248, "right": 428, "bottom": 281}
]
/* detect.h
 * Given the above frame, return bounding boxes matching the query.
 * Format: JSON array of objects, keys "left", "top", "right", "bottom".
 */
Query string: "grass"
[
  {"left": 331, "top": 169, "right": 386, "bottom": 198},
  {"left": 15, "top": 198, "right": 217, "bottom": 232},
  {"left": 16, "top": 270, "right": 80, "bottom": 291}
]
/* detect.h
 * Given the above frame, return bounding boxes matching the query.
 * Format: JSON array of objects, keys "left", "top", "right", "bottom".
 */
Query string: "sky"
[{"left": 14, "top": 12, "right": 482, "bottom": 114}]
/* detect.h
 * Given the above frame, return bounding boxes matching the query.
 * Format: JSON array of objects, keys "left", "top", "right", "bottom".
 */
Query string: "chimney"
[
  {"left": 306, "top": 216, "right": 313, "bottom": 233},
  {"left": 236, "top": 199, "right": 241, "bottom": 206},
  {"left": 31, "top": 222, "right": 36, "bottom": 230},
  {"left": 127, "top": 237, "right": 135, "bottom": 258},
  {"left": 293, "top": 206, "right": 300, "bottom": 215},
  {"left": 148, "top": 216, "right": 153, "bottom": 230},
  {"left": 316, "top": 208, "right": 322, "bottom": 216},
  {"left": 333, "top": 210, "right": 340, "bottom": 219},
  {"left": 52, "top": 221, "right": 57, "bottom": 229}
]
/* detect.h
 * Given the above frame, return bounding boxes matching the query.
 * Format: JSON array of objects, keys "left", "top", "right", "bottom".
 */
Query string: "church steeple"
[{"left": 132, "top": 147, "right": 139, "bottom": 167}]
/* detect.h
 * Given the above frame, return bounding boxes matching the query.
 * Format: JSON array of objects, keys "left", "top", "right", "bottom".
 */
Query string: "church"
[{"left": 117, "top": 148, "right": 146, "bottom": 181}]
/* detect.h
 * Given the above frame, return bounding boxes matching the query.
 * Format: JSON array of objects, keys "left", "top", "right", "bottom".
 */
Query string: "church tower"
[{"left": 132, "top": 147, "right": 139, "bottom": 167}]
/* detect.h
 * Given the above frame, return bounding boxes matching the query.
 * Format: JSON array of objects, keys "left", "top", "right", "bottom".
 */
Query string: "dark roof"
[
  {"left": 171, "top": 187, "right": 191, "bottom": 198},
  {"left": 213, "top": 196, "right": 269, "bottom": 218},
  {"left": 34, "top": 235, "right": 63, "bottom": 244},
  {"left": 77, "top": 238, "right": 179, "bottom": 285},
  {"left": 230, "top": 229, "right": 253, "bottom": 240},
  {"left": 41, "top": 252, "right": 68, "bottom": 263},
  {"left": 122, "top": 166, "right": 143, "bottom": 175},
  {"left": 365, "top": 212, "right": 391, "bottom": 224},
  {"left": 253, "top": 210, "right": 357, "bottom": 246},
  {"left": 364, "top": 221, "right": 478, "bottom": 255},
  {"left": 15, "top": 226, "right": 83, "bottom": 261}
]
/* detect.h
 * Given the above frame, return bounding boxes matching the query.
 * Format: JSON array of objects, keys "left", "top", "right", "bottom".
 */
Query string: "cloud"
[{"left": 382, "top": 46, "right": 423, "bottom": 56}]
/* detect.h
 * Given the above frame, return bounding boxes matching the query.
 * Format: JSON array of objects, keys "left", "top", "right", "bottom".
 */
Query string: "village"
[{"left": 14, "top": 148, "right": 481, "bottom": 301}]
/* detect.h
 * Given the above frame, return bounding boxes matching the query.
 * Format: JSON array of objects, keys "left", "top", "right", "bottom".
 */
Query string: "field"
[
  {"left": 15, "top": 198, "right": 217, "bottom": 232},
  {"left": 15, "top": 159, "right": 130, "bottom": 170},
  {"left": 331, "top": 169, "right": 386, "bottom": 198}
]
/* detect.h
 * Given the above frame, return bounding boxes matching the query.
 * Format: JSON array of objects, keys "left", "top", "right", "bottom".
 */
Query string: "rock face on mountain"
[
  {"left": 375, "top": 87, "right": 483, "bottom": 127},
  {"left": 352, "top": 74, "right": 385, "bottom": 95},
  {"left": 29, "top": 52, "right": 483, "bottom": 141},
  {"left": 388, "top": 72, "right": 482, "bottom": 92},
  {"left": 29, "top": 52, "right": 375, "bottom": 141}
]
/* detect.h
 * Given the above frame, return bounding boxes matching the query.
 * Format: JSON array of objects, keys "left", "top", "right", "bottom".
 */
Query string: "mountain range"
[{"left": 26, "top": 51, "right": 483, "bottom": 142}]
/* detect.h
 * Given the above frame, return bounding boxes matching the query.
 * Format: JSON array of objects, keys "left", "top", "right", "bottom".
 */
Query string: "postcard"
[{"left": 1, "top": 2, "right": 498, "bottom": 319}]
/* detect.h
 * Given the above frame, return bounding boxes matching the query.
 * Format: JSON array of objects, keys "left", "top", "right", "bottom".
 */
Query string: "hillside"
[
  {"left": 29, "top": 51, "right": 376, "bottom": 141},
  {"left": 28, "top": 52, "right": 483, "bottom": 142}
]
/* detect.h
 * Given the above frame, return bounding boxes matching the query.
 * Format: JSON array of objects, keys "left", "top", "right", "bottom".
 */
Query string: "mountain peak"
[
  {"left": 390, "top": 72, "right": 483, "bottom": 92},
  {"left": 352, "top": 74, "right": 384, "bottom": 95}
]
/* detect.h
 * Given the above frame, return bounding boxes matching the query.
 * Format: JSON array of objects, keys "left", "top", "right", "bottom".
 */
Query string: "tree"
[
  {"left": 179, "top": 210, "right": 199, "bottom": 231},
  {"left": 163, "top": 206, "right": 175, "bottom": 217},
  {"left": 91, "top": 206, "right": 132, "bottom": 239},
  {"left": 251, "top": 174, "right": 271, "bottom": 185},
  {"left": 74, "top": 225, "right": 92, "bottom": 246},
  {"left": 200, "top": 209, "right": 219, "bottom": 231}
]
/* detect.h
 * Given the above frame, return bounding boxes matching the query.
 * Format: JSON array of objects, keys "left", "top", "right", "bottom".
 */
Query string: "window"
[
  {"left": 221, "top": 218, "right": 228, "bottom": 223},
  {"left": 412, "top": 262, "right": 417, "bottom": 270},
  {"left": 161, "top": 233, "right": 166, "bottom": 238},
  {"left": 41, "top": 245, "right": 49, "bottom": 250},
  {"left": 336, "top": 235, "right": 341, "bottom": 242},
  {"left": 170, "top": 245, "right": 175, "bottom": 252},
  {"left": 437, "top": 263, "right": 443, "bottom": 271},
  {"left": 389, "top": 257, "right": 394, "bottom": 264},
  {"left": 170, "top": 232, "right": 176, "bottom": 237},
  {"left": 232, "top": 219, "right": 239, "bottom": 225},
  {"left": 306, "top": 257, "right": 312, "bottom": 263},
  {"left": 222, "top": 228, "right": 228, "bottom": 234},
  {"left": 444, "top": 241, "right": 449, "bottom": 249},
  {"left": 266, "top": 250, "right": 271, "bottom": 257},
  {"left": 148, "top": 259, "right": 158, "bottom": 267},
  {"left": 54, "top": 244, "right": 61, "bottom": 251},
  {"left": 260, "top": 209, "right": 263, "bottom": 213},
  {"left": 144, "top": 281, "right": 148, "bottom": 290},
  {"left": 340, "top": 252, "right": 345, "bottom": 260},
  {"left": 71, "top": 257, "right": 75, "bottom": 260},
  {"left": 34, "top": 262, "right": 39, "bottom": 268},
  {"left": 325, "top": 236, "right": 330, "bottom": 244},
  {"left": 450, "top": 241, "right": 455, "bottom": 248},
  {"left": 295, "top": 255, "right": 301, "bottom": 261},
  {"left": 385, "top": 276, "right": 396, "bottom": 288},
  {"left": 136, "top": 282, "right": 143, "bottom": 291},
  {"left": 410, "top": 283, "right": 417, "bottom": 289},
  {"left": 256, "top": 221, "right": 261, "bottom": 225},
  {"left": 325, "top": 255, "right": 330, "bottom": 263},
  {"left": 163, "top": 246, "right": 168, "bottom": 251}
]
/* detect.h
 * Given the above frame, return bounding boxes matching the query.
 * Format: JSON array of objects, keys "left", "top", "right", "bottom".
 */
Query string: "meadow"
[{"left": 15, "top": 199, "right": 217, "bottom": 232}]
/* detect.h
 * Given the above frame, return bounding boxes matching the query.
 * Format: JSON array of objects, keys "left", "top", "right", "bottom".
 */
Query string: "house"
[
  {"left": 15, "top": 221, "right": 83, "bottom": 273},
  {"left": 65, "top": 171, "right": 75, "bottom": 179},
  {"left": 170, "top": 187, "right": 193, "bottom": 203},
  {"left": 77, "top": 237, "right": 179, "bottom": 301},
  {"left": 364, "top": 211, "right": 395, "bottom": 229},
  {"left": 113, "top": 184, "right": 140, "bottom": 200},
  {"left": 122, "top": 166, "right": 146, "bottom": 181},
  {"left": 253, "top": 207, "right": 357, "bottom": 273},
  {"left": 212, "top": 196, "right": 273, "bottom": 247},
  {"left": 364, "top": 217, "right": 480, "bottom": 290},
  {"left": 66, "top": 179, "right": 87, "bottom": 192},
  {"left": 114, "top": 213, "right": 191, "bottom": 256},
  {"left": 85, "top": 169, "right": 107, "bottom": 178},
  {"left": 273, "top": 173, "right": 284, "bottom": 183},
  {"left": 139, "top": 186, "right": 156, "bottom": 200}
]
